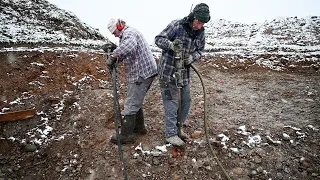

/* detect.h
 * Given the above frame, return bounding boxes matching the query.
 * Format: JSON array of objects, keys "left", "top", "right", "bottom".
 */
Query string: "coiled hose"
[{"left": 190, "top": 64, "right": 232, "bottom": 180}]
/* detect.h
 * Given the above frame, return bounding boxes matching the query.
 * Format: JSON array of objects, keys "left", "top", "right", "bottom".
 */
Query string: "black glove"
[
  {"left": 106, "top": 55, "right": 117, "bottom": 70},
  {"left": 169, "top": 39, "right": 183, "bottom": 53},
  {"left": 102, "top": 42, "right": 117, "bottom": 53}
]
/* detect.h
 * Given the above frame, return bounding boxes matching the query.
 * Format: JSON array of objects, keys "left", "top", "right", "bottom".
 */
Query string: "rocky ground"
[{"left": 0, "top": 49, "right": 319, "bottom": 180}]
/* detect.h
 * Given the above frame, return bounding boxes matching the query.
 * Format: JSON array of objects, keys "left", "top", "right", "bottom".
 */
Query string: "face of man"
[
  {"left": 112, "top": 29, "right": 121, "bottom": 37},
  {"left": 191, "top": 19, "right": 205, "bottom": 30}
]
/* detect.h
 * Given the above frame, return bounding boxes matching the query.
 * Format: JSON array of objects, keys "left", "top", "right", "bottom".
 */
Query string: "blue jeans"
[{"left": 160, "top": 81, "right": 191, "bottom": 137}]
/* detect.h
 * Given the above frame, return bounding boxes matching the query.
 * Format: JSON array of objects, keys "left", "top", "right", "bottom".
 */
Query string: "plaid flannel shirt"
[
  {"left": 155, "top": 17, "right": 205, "bottom": 86},
  {"left": 114, "top": 26, "right": 157, "bottom": 83}
]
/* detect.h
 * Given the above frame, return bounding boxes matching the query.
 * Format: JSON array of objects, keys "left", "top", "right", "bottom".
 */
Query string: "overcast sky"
[{"left": 48, "top": 0, "right": 319, "bottom": 44}]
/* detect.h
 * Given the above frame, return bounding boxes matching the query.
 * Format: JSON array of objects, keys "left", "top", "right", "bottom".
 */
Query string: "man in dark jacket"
[{"left": 155, "top": 3, "right": 210, "bottom": 146}]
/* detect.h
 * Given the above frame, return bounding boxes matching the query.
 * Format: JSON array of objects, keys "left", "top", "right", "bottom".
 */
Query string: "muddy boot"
[
  {"left": 110, "top": 114, "right": 136, "bottom": 144},
  {"left": 134, "top": 108, "right": 147, "bottom": 135}
]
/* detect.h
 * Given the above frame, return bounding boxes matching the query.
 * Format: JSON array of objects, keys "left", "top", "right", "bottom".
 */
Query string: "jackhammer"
[
  {"left": 102, "top": 42, "right": 128, "bottom": 180},
  {"left": 173, "top": 42, "right": 185, "bottom": 139}
]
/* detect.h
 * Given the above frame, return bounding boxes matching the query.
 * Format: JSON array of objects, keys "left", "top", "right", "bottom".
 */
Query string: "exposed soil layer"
[{"left": 0, "top": 50, "right": 319, "bottom": 180}]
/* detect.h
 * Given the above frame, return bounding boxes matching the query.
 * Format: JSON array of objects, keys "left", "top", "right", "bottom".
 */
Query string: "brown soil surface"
[{"left": 0, "top": 49, "right": 319, "bottom": 180}]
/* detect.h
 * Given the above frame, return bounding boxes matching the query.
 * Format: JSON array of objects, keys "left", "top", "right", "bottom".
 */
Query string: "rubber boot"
[
  {"left": 134, "top": 108, "right": 147, "bottom": 135},
  {"left": 110, "top": 114, "right": 136, "bottom": 144}
]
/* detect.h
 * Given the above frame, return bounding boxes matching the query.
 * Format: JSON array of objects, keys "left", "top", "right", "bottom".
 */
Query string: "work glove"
[
  {"left": 184, "top": 55, "right": 193, "bottom": 68},
  {"left": 102, "top": 42, "right": 117, "bottom": 53},
  {"left": 106, "top": 54, "right": 117, "bottom": 70},
  {"left": 168, "top": 39, "right": 183, "bottom": 53}
]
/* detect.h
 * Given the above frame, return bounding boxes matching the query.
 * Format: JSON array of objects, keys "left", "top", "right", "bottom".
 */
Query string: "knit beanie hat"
[{"left": 193, "top": 3, "right": 210, "bottom": 23}]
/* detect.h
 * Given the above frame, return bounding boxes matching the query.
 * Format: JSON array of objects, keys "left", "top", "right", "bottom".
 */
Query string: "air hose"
[
  {"left": 190, "top": 64, "right": 232, "bottom": 180},
  {"left": 111, "top": 63, "right": 128, "bottom": 180},
  {"left": 109, "top": 62, "right": 230, "bottom": 180}
]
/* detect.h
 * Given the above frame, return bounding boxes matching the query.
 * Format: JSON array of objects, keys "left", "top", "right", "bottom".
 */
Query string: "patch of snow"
[
  {"left": 243, "top": 135, "right": 262, "bottom": 148},
  {"left": 307, "top": 125, "right": 319, "bottom": 131},
  {"left": 31, "top": 62, "right": 45, "bottom": 67},
  {"left": 266, "top": 136, "right": 281, "bottom": 145},
  {"left": 230, "top": 147, "right": 239, "bottom": 153},
  {"left": 296, "top": 131, "right": 306, "bottom": 138},
  {"left": 237, "top": 125, "right": 251, "bottom": 136},
  {"left": 155, "top": 145, "right": 168, "bottom": 153},
  {"left": 283, "top": 133, "right": 290, "bottom": 139},
  {"left": 284, "top": 125, "right": 301, "bottom": 131},
  {"left": 218, "top": 133, "right": 229, "bottom": 148}
]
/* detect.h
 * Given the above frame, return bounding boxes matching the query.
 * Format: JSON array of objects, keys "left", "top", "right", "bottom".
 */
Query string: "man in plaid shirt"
[
  {"left": 155, "top": 3, "right": 210, "bottom": 146},
  {"left": 107, "top": 18, "right": 157, "bottom": 144}
]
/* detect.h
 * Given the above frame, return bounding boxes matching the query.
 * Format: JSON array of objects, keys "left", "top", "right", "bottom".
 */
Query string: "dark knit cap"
[{"left": 193, "top": 3, "right": 210, "bottom": 23}]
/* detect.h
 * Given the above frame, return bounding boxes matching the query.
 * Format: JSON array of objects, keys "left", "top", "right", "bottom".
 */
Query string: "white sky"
[{"left": 48, "top": 0, "right": 319, "bottom": 44}]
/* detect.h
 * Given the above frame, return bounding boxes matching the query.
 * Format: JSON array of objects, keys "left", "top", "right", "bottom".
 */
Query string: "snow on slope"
[
  {"left": 1, "top": 0, "right": 319, "bottom": 62},
  {"left": 205, "top": 16, "right": 320, "bottom": 56},
  {"left": 0, "top": 0, "right": 106, "bottom": 48}
]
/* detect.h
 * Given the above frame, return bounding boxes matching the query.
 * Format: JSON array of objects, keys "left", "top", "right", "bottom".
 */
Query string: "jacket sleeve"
[
  {"left": 154, "top": 20, "right": 178, "bottom": 51},
  {"left": 192, "top": 32, "right": 205, "bottom": 62},
  {"left": 114, "top": 31, "right": 137, "bottom": 62}
]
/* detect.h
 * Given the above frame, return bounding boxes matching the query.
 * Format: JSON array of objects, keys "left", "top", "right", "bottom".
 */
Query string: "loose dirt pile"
[{"left": 0, "top": 49, "right": 319, "bottom": 180}]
